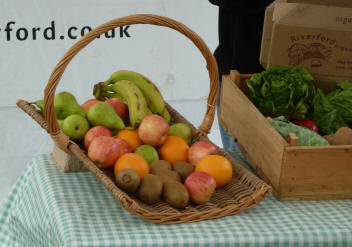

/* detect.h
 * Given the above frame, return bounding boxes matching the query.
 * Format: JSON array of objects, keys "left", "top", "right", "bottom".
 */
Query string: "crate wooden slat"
[
  {"left": 220, "top": 72, "right": 286, "bottom": 191},
  {"left": 280, "top": 146, "right": 352, "bottom": 200}
]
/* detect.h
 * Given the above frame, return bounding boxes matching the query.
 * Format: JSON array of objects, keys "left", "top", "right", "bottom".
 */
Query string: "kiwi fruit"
[
  {"left": 137, "top": 174, "right": 163, "bottom": 204},
  {"left": 163, "top": 180, "right": 189, "bottom": 208},
  {"left": 150, "top": 160, "right": 172, "bottom": 174},
  {"left": 115, "top": 168, "right": 140, "bottom": 193},
  {"left": 172, "top": 161, "right": 195, "bottom": 181},
  {"left": 156, "top": 169, "right": 181, "bottom": 184}
]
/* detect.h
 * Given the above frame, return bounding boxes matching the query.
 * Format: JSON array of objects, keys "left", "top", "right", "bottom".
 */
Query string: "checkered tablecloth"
[{"left": 0, "top": 152, "right": 352, "bottom": 247}]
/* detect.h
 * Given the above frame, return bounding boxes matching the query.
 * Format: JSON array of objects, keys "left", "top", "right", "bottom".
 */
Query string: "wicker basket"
[{"left": 16, "top": 14, "right": 270, "bottom": 224}]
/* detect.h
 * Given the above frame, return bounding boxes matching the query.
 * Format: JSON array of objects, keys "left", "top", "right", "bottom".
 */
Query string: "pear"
[
  {"left": 54, "top": 92, "right": 86, "bottom": 119},
  {"left": 87, "top": 102, "right": 125, "bottom": 130},
  {"left": 35, "top": 99, "right": 44, "bottom": 111},
  {"left": 38, "top": 101, "right": 65, "bottom": 129},
  {"left": 57, "top": 119, "right": 64, "bottom": 129}
]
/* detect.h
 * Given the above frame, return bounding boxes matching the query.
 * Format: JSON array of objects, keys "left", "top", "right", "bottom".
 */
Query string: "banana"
[
  {"left": 146, "top": 108, "right": 153, "bottom": 116},
  {"left": 105, "top": 70, "right": 166, "bottom": 114},
  {"left": 93, "top": 82, "right": 123, "bottom": 101},
  {"left": 101, "top": 92, "right": 123, "bottom": 101},
  {"left": 160, "top": 107, "right": 171, "bottom": 123},
  {"left": 112, "top": 80, "right": 149, "bottom": 128}
]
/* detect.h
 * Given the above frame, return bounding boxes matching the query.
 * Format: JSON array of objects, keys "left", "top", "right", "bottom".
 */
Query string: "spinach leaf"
[
  {"left": 312, "top": 81, "right": 352, "bottom": 135},
  {"left": 327, "top": 81, "right": 352, "bottom": 123}
]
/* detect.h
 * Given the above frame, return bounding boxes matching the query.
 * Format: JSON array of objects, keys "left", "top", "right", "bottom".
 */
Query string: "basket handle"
[{"left": 44, "top": 14, "right": 219, "bottom": 152}]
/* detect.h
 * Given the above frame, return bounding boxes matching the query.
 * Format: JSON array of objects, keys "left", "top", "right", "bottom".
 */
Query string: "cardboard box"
[
  {"left": 286, "top": 0, "right": 352, "bottom": 8},
  {"left": 260, "top": 0, "right": 352, "bottom": 92}
]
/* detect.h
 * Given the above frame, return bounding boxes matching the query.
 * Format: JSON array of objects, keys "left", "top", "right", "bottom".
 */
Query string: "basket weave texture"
[{"left": 17, "top": 14, "right": 270, "bottom": 224}]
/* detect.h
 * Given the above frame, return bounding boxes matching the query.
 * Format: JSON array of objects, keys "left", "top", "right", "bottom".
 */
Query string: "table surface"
[{"left": 1, "top": 151, "right": 352, "bottom": 247}]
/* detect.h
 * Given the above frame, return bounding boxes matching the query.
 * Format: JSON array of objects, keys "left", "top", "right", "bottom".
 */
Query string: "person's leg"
[
  {"left": 217, "top": 79, "right": 238, "bottom": 150},
  {"left": 218, "top": 120, "right": 238, "bottom": 150}
]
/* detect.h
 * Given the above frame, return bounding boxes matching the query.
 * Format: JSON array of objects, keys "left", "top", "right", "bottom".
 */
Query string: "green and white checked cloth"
[{"left": 0, "top": 151, "right": 352, "bottom": 247}]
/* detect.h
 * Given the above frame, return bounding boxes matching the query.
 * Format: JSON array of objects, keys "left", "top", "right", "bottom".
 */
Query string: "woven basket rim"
[{"left": 16, "top": 99, "right": 271, "bottom": 224}]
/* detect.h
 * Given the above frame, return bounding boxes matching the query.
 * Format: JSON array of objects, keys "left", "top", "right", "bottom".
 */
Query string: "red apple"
[
  {"left": 264, "top": 114, "right": 278, "bottom": 118},
  {"left": 105, "top": 98, "right": 127, "bottom": 119},
  {"left": 84, "top": 126, "right": 113, "bottom": 150},
  {"left": 138, "top": 114, "right": 169, "bottom": 146},
  {"left": 115, "top": 137, "right": 132, "bottom": 156},
  {"left": 292, "top": 118, "right": 319, "bottom": 133},
  {"left": 184, "top": 171, "right": 216, "bottom": 204},
  {"left": 88, "top": 136, "right": 120, "bottom": 168},
  {"left": 82, "top": 99, "right": 100, "bottom": 114},
  {"left": 188, "top": 141, "right": 218, "bottom": 165},
  {"left": 121, "top": 105, "right": 129, "bottom": 123}
]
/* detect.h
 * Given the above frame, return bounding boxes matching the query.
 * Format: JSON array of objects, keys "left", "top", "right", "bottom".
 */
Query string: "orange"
[
  {"left": 114, "top": 153, "right": 149, "bottom": 179},
  {"left": 116, "top": 127, "right": 142, "bottom": 151},
  {"left": 195, "top": 155, "right": 233, "bottom": 188},
  {"left": 158, "top": 136, "right": 189, "bottom": 164}
]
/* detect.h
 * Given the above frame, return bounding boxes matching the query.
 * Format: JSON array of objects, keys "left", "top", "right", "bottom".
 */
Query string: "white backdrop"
[{"left": 0, "top": 0, "right": 220, "bottom": 202}]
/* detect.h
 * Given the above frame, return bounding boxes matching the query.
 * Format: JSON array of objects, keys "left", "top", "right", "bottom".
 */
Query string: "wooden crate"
[{"left": 219, "top": 70, "right": 352, "bottom": 201}]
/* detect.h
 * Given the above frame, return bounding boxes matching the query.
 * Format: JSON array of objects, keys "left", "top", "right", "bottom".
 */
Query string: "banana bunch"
[{"left": 93, "top": 70, "right": 171, "bottom": 127}]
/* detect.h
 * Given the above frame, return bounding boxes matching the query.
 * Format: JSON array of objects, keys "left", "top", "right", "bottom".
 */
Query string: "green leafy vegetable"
[
  {"left": 268, "top": 116, "right": 329, "bottom": 146},
  {"left": 247, "top": 65, "right": 316, "bottom": 120},
  {"left": 312, "top": 80, "right": 352, "bottom": 135}
]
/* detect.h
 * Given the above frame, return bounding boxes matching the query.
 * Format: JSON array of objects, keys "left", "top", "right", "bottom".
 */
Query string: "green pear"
[
  {"left": 54, "top": 92, "right": 86, "bottom": 119},
  {"left": 169, "top": 123, "right": 192, "bottom": 143},
  {"left": 62, "top": 114, "right": 90, "bottom": 141},
  {"left": 35, "top": 99, "right": 44, "bottom": 111},
  {"left": 87, "top": 102, "right": 125, "bottom": 130},
  {"left": 57, "top": 119, "right": 64, "bottom": 129}
]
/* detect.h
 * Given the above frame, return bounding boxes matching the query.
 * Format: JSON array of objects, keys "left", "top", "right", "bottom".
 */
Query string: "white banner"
[{"left": 0, "top": 0, "right": 217, "bottom": 107}]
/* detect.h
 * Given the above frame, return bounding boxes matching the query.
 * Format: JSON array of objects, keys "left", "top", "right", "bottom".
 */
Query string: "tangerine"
[
  {"left": 114, "top": 153, "right": 149, "bottom": 179},
  {"left": 158, "top": 136, "right": 189, "bottom": 164},
  {"left": 195, "top": 155, "right": 233, "bottom": 188},
  {"left": 116, "top": 127, "right": 142, "bottom": 151}
]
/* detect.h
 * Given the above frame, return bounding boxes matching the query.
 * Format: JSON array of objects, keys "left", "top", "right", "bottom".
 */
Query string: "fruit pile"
[{"left": 35, "top": 70, "right": 233, "bottom": 208}]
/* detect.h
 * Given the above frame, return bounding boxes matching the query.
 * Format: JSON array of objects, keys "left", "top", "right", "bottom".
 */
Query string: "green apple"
[
  {"left": 62, "top": 114, "right": 90, "bottom": 141},
  {"left": 169, "top": 123, "right": 192, "bottom": 144},
  {"left": 134, "top": 145, "right": 159, "bottom": 164}
]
